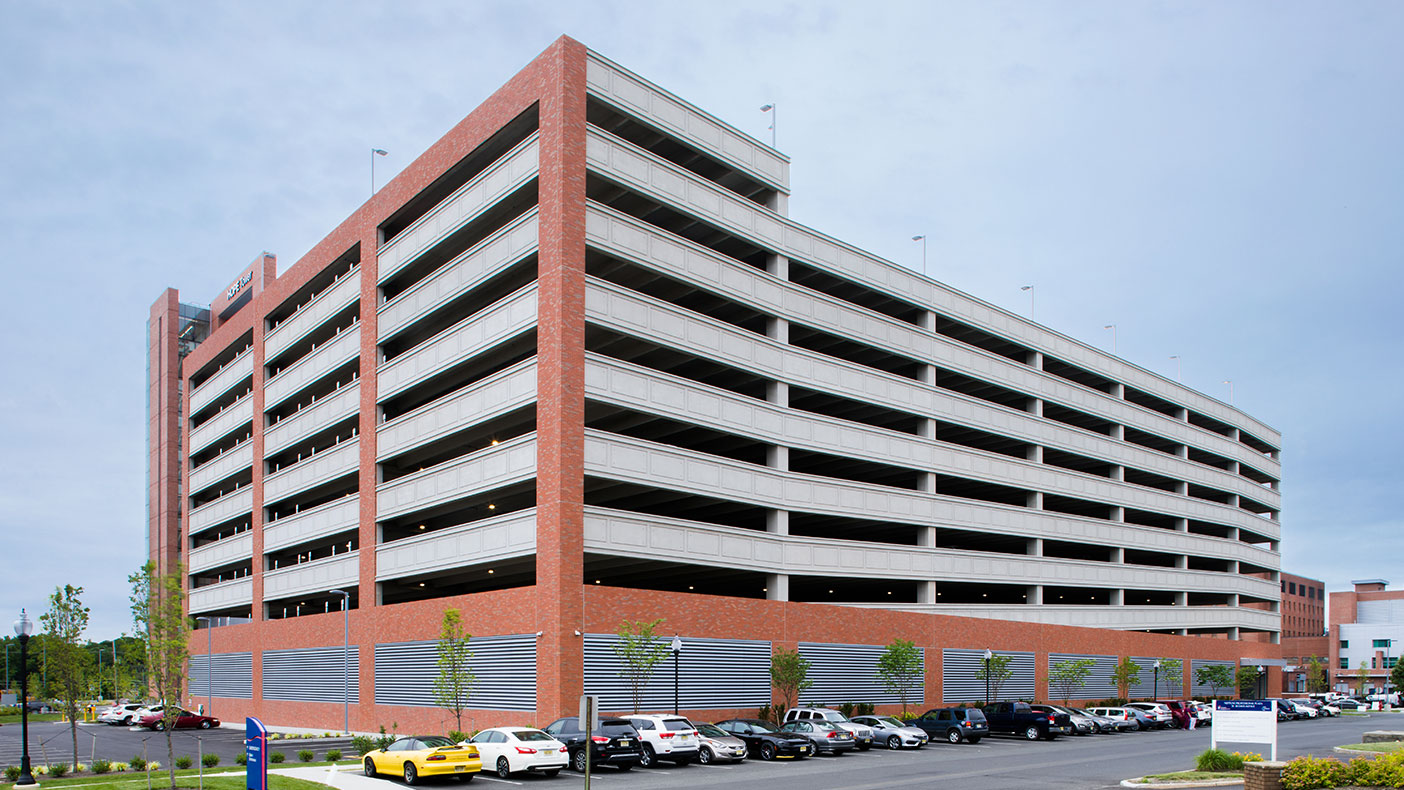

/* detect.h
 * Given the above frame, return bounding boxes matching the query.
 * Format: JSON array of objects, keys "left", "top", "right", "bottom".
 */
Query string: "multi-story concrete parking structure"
[{"left": 150, "top": 37, "right": 1283, "bottom": 729}]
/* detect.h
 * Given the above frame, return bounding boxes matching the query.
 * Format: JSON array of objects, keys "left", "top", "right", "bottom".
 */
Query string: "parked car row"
[{"left": 94, "top": 703, "right": 219, "bottom": 731}]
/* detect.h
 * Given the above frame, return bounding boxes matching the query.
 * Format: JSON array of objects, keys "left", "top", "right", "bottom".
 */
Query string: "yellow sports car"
[{"left": 363, "top": 736, "right": 482, "bottom": 784}]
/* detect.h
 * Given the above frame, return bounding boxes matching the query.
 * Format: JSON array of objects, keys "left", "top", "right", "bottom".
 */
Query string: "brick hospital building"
[{"left": 147, "top": 37, "right": 1285, "bottom": 729}]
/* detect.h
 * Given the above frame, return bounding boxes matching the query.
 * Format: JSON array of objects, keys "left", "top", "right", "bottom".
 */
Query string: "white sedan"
[
  {"left": 99, "top": 704, "right": 147, "bottom": 725},
  {"left": 467, "top": 727, "right": 568, "bottom": 778}
]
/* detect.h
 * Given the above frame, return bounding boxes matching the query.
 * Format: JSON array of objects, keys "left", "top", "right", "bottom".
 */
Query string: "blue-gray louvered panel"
[
  {"left": 374, "top": 634, "right": 536, "bottom": 711},
  {"left": 583, "top": 634, "right": 770, "bottom": 712},
  {"left": 188, "top": 652, "right": 253, "bottom": 700},
  {"left": 1190, "top": 660, "right": 1238, "bottom": 697},
  {"left": 796, "top": 642, "right": 924, "bottom": 706},
  {"left": 942, "top": 649, "right": 1035, "bottom": 703},
  {"left": 1126, "top": 656, "right": 1184, "bottom": 698},
  {"left": 1046, "top": 653, "right": 1118, "bottom": 701},
  {"left": 262, "top": 646, "right": 360, "bottom": 702}
]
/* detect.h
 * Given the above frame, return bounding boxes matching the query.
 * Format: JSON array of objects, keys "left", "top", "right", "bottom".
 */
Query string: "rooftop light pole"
[
  {"left": 1223, "top": 380, "right": 1234, "bottom": 405},
  {"left": 1104, "top": 324, "right": 1117, "bottom": 354},
  {"left": 329, "top": 590, "right": 351, "bottom": 734},
  {"left": 15, "top": 609, "right": 36, "bottom": 786},
  {"left": 760, "top": 104, "right": 776, "bottom": 148},
  {"left": 371, "top": 148, "right": 389, "bottom": 196},
  {"left": 912, "top": 235, "right": 927, "bottom": 275},
  {"left": 1020, "top": 285, "right": 1035, "bottom": 321},
  {"left": 1169, "top": 355, "right": 1182, "bottom": 382}
]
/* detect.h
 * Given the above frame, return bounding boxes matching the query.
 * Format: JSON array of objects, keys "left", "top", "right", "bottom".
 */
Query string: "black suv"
[
  {"left": 715, "top": 718, "right": 814, "bottom": 760},
  {"left": 541, "top": 717, "right": 643, "bottom": 772},
  {"left": 911, "top": 707, "right": 989, "bottom": 744}
]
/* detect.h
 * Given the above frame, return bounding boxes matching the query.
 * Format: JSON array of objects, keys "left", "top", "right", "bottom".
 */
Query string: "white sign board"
[{"left": 1212, "top": 699, "right": 1277, "bottom": 761}]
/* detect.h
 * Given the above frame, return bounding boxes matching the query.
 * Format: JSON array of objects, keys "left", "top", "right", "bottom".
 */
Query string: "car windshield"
[
  {"left": 874, "top": 716, "right": 904, "bottom": 727},
  {"left": 513, "top": 731, "right": 553, "bottom": 742},
  {"left": 418, "top": 736, "right": 455, "bottom": 748},
  {"left": 695, "top": 723, "right": 728, "bottom": 738},
  {"left": 749, "top": 720, "right": 779, "bottom": 733}
]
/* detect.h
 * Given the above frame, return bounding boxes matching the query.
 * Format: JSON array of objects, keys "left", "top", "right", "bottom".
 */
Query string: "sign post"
[
  {"left": 246, "top": 717, "right": 269, "bottom": 790},
  {"left": 578, "top": 695, "right": 598, "bottom": 790},
  {"left": 1212, "top": 700, "right": 1277, "bottom": 761}
]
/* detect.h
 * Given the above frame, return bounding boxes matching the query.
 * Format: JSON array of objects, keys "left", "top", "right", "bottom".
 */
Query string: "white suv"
[
  {"left": 783, "top": 707, "right": 874, "bottom": 750},
  {"left": 626, "top": 714, "right": 700, "bottom": 767}
]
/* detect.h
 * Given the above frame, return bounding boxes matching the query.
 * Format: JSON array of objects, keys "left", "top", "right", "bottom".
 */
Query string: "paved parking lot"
[
  {"left": 0, "top": 721, "right": 348, "bottom": 767},
  {"left": 5, "top": 714, "right": 1398, "bottom": 790}
]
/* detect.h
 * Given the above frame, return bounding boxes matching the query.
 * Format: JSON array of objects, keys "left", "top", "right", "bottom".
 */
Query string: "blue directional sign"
[{"left": 246, "top": 717, "right": 268, "bottom": 790}]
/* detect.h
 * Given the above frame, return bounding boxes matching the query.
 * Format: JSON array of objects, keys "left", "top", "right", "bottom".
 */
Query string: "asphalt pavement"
[{"left": 0, "top": 720, "right": 350, "bottom": 768}]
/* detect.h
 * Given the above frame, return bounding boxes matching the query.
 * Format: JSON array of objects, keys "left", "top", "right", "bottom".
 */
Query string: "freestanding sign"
[
  {"left": 246, "top": 717, "right": 269, "bottom": 790},
  {"left": 1211, "top": 700, "right": 1277, "bottom": 761}
]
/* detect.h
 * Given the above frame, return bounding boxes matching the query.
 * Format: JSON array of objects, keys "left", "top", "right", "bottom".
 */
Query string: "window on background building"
[
  {"left": 1289, "top": 582, "right": 1297, "bottom": 594},
  {"left": 1387, "top": 658, "right": 1399, "bottom": 669},
  {"left": 1308, "top": 587, "right": 1315, "bottom": 599},
  {"left": 1341, "top": 640, "right": 1350, "bottom": 649},
  {"left": 1340, "top": 658, "right": 1349, "bottom": 669},
  {"left": 1373, "top": 639, "right": 1392, "bottom": 648}
]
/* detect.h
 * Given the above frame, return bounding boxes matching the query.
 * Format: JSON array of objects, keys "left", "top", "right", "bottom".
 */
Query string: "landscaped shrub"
[
  {"left": 1196, "top": 749, "right": 1241, "bottom": 771},
  {"left": 49, "top": 763, "right": 70, "bottom": 778},
  {"left": 1281, "top": 755, "right": 1349, "bottom": 790},
  {"left": 837, "top": 702, "right": 855, "bottom": 718},
  {"left": 351, "top": 736, "right": 376, "bottom": 756},
  {"left": 236, "top": 753, "right": 248, "bottom": 766},
  {"left": 855, "top": 702, "right": 875, "bottom": 716},
  {"left": 448, "top": 731, "right": 468, "bottom": 744},
  {"left": 130, "top": 755, "right": 147, "bottom": 770},
  {"left": 202, "top": 753, "right": 220, "bottom": 768},
  {"left": 175, "top": 756, "right": 193, "bottom": 770},
  {"left": 325, "top": 750, "right": 342, "bottom": 762},
  {"left": 5, "top": 766, "right": 22, "bottom": 782},
  {"left": 93, "top": 760, "right": 113, "bottom": 774},
  {"left": 113, "top": 762, "right": 129, "bottom": 772},
  {"left": 149, "top": 761, "right": 161, "bottom": 771},
  {"left": 297, "top": 750, "right": 314, "bottom": 762},
  {"left": 270, "top": 752, "right": 285, "bottom": 764}
]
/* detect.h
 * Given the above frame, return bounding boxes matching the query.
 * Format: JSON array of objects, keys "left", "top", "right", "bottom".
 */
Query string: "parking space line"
[{"left": 475, "top": 777, "right": 523, "bottom": 785}]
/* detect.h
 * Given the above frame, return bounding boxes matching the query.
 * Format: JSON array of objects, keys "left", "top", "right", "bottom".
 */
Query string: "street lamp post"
[
  {"left": 670, "top": 636, "right": 683, "bottom": 716},
  {"left": 98, "top": 646, "right": 107, "bottom": 701},
  {"left": 1104, "top": 324, "right": 1117, "bottom": 354},
  {"left": 912, "top": 235, "right": 927, "bottom": 276},
  {"left": 329, "top": 590, "right": 351, "bottom": 733},
  {"left": 196, "top": 617, "right": 213, "bottom": 716},
  {"left": 111, "top": 639, "right": 119, "bottom": 702},
  {"left": 1257, "top": 666, "right": 1265, "bottom": 700},
  {"left": 1153, "top": 660, "right": 1160, "bottom": 701},
  {"left": 1020, "top": 285, "right": 1035, "bottom": 320},
  {"left": 759, "top": 104, "right": 776, "bottom": 148},
  {"left": 15, "top": 609, "right": 37, "bottom": 786},
  {"left": 371, "top": 148, "right": 389, "bottom": 195},
  {"left": 983, "top": 649, "right": 993, "bottom": 705},
  {"left": 5, "top": 643, "right": 10, "bottom": 692}
]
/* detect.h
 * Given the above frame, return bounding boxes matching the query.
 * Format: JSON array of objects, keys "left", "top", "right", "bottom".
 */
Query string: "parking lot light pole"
[
  {"left": 983, "top": 649, "right": 993, "bottom": 705},
  {"left": 670, "top": 636, "right": 682, "bottom": 715},
  {"left": 15, "top": 609, "right": 37, "bottom": 786},
  {"left": 329, "top": 590, "right": 350, "bottom": 733},
  {"left": 196, "top": 617, "right": 213, "bottom": 716},
  {"left": 111, "top": 639, "right": 119, "bottom": 702},
  {"left": 98, "top": 646, "right": 107, "bottom": 701},
  {"left": 1153, "top": 660, "right": 1160, "bottom": 701},
  {"left": 1257, "top": 666, "right": 1265, "bottom": 700}
]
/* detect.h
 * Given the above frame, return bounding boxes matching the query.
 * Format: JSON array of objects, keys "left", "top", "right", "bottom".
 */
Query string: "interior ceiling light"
[{"left": 487, "top": 569, "right": 494, "bottom": 574}]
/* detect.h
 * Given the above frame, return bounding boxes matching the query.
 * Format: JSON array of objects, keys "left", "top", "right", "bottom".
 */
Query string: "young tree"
[
  {"left": 770, "top": 647, "right": 813, "bottom": 718},
  {"left": 1110, "top": 657, "right": 1141, "bottom": 700},
  {"left": 974, "top": 653, "right": 1014, "bottom": 703},
  {"left": 1357, "top": 660, "right": 1372, "bottom": 696},
  {"left": 1048, "top": 658, "right": 1096, "bottom": 704},
  {"left": 1305, "top": 657, "right": 1328, "bottom": 694},
  {"left": 432, "top": 608, "right": 475, "bottom": 733},
  {"left": 1195, "top": 664, "right": 1235, "bottom": 698},
  {"left": 40, "top": 585, "right": 88, "bottom": 768},
  {"left": 1236, "top": 665, "right": 1261, "bottom": 698},
  {"left": 875, "top": 639, "right": 923, "bottom": 715},
  {"left": 612, "top": 618, "right": 670, "bottom": 713},
  {"left": 1390, "top": 659, "right": 1403, "bottom": 700},
  {"left": 1156, "top": 658, "right": 1184, "bottom": 696},
  {"left": 130, "top": 562, "right": 188, "bottom": 790}
]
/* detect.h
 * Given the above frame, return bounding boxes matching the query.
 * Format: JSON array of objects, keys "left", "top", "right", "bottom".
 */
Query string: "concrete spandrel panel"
[
  {"left": 190, "top": 350, "right": 254, "bottom": 417},
  {"left": 188, "top": 443, "right": 253, "bottom": 494},
  {"left": 188, "top": 488, "right": 253, "bottom": 534},
  {"left": 264, "top": 438, "right": 359, "bottom": 504},
  {"left": 263, "top": 495, "right": 359, "bottom": 553},
  {"left": 188, "top": 532, "right": 254, "bottom": 575},
  {"left": 374, "top": 510, "right": 536, "bottom": 581},
  {"left": 189, "top": 395, "right": 253, "bottom": 457},
  {"left": 263, "top": 324, "right": 360, "bottom": 411},
  {"left": 265, "top": 267, "right": 362, "bottom": 363},
  {"left": 379, "top": 211, "right": 538, "bottom": 343},
  {"left": 375, "top": 435, "right": 536, "bottom": 521},
  {"left": 264, "top": 381, "right": 360, "bottom": 457},
  {"left": 376, "top": 360, "right": 536, "bottom": 462},
  {"left": 263, "top": 552, "right": 359, "bottom": 600},
  {"left": 188, "top": 578, "right": 253, "bottom": 614}
]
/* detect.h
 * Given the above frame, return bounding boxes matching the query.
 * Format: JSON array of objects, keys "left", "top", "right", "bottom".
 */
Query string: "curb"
[{"left": 1121, "top": 777, "right": 1245, "bottom": 788}]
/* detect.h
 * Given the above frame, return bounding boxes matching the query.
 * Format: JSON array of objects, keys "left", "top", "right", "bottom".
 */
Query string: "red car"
[{"left": 139, "top": 709, "right": 220, "bottom": 730}]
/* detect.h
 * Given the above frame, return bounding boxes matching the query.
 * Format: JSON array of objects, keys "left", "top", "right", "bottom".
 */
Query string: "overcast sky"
[{"left": 2, "top": 1, "right": 1400, "bottom": 639}]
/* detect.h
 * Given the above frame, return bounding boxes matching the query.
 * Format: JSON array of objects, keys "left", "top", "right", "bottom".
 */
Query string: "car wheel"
[
  {"left": 639, "top": 744, "right": 656, "bottom": 768},
  {"left": 856, "top": 741, "right": 870, "bottom": 752},
  {"left": 698, "top": 747, "right": 713, "bottom": 765},
  {"left": 946, "top": 729, "right": 962, "bottom": 744},
  {"left": 403, "top": 762, "right": 419, "bottom": 786},
  {"left": 1169, "top": 719, "right": 1181, "bottom": 729},
  {"left": 364, "top": 758, "right": 377, "bottom": 777},
  {"left": 1024, "top": 726, "right": 1041, "bottom": 741},
  {"left": 571, "top": 750, "right": 586, "bottom": 773},
  {"left": 123, "top": 716, "right": 133, "bottom": 725},
  {"left": 544, "top": 769, "right": 560, "bottom": 777},
  {"left": 887, "top": 735, "right": 902, "bottom": 750},
  {"left": 616, "top": 763, "right": 632, "bottom": 772},
  {"left": 200, "top": 720, "right": 212, "bottom": 729},
  {"left": 759, "top": 742, "right": 776, "bottom": 761},
  {"left": 496, "top": 757, "right": 511, "bottom": 779}
]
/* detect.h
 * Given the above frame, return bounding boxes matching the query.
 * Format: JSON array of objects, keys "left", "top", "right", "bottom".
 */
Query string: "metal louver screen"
[
  {"left": 583, "top": 634, "right": 770, "bottom": 713},
  {"left": 188, "top": 652, "right": 253, "bottom": 699},
  {"left": 374, "top": 634, "right": 537, "bottom": 711},
  {"left": 796, "top": 642, "right": 924, "bottom": 706},
  {"left": 1190, "top": 660, "right": 1237, "bottom": 696},
  {"left": 262, "top": 646, "right": 360, "bottom": 703},
  {"left": 942, "top": 649, "right": 1034, "bottom": 703},
  {"left": 1046, "top": 653, "right": 1117, "bottom": 701},
  {"left": 1127, "top": 656, "right": 1183, "bottom": 698}
]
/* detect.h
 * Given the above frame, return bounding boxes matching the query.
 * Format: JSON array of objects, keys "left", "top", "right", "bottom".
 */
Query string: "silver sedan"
[{"left": 850, "top": 715, "right": 929, "bottom": 749}]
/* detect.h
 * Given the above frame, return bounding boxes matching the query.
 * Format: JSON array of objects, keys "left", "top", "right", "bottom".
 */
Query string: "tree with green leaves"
[
  {"left": 974, "top": 653, "right": 1014, "bottom": 703},
  {"left": 771, "top": 647, "right": 812, "bottom": 719},
  {"left": 1155, "top": 658, "right": 1183, "bottom": 696},
  {"left": 1305, "top": 657, "right": 1328, "bottom": 694},
  {"left": 1390, "top": 658, "right": 1403, "bottom": 699},
  {"left": 130, "top": 562, "right": 187, "bottom": 790},
  {"left": 40, "top": 585, "right": 88, "bottom": 769},
  {"left": 1111, "top": 657, "right": 1141, "bottom": 700},
  {"left": 1236, "top": 665, "right": 1261, "bottom": 698},
  {"left": 1357, "top": 660, "right": 1372, "bottom": 696},
  {"left": 1195, "top": 663, "right": 1235, "bottom": 698},
  {"left": 876, "top": 639, "right": 923, "bottom": 715},
  {"left": 612, "top": 618, "right": 670, "bottom": 713},
  {"left": 1048, "top": 658, "right": 1096, "bottom": 704},
  {"left": 432, "top": 608, "right": 475, "bottom": 733}
]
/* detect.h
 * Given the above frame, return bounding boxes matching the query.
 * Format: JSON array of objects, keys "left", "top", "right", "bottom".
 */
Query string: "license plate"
[
  {"left": 618, "top": 740, "right": 630, "bottom": 746},
  {"left": 453, "top": 766, "right": 465, "bottom": 772},
  {"left": 678, "top": 734, "right": 689, "bottom": 741},
  {"left": 543, "top": 750, "right": 554, "bottom": 755}
]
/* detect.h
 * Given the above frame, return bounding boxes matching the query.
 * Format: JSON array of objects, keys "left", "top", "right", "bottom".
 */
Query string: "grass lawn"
[
  {"left": 0, "top": 712, "right": 66, "bottom": 724},
  {"left": 1338, "top": 741, "right": 1404, "bottom": 753},
  {"left": 20, "top": 773, "right": 335, "bottom": 790},
  {"left": 1138, "top": 770, "right": 1243, "bottom": 782}
]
